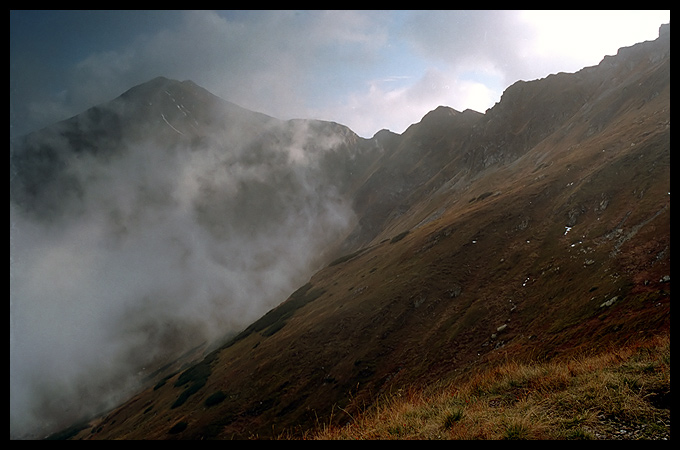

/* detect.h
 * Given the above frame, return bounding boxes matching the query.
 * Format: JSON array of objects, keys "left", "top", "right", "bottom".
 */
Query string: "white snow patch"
[
  {"left": 164, "top": 90, "right": 191, "bottom": 117},
  {"left": 161, "top": 113, "right": 184, "bottom": 135}
]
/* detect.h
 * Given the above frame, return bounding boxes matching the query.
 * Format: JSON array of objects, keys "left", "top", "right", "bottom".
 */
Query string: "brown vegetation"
[{"left": 306, "top": 334, "right": 670, "bottom": 440}]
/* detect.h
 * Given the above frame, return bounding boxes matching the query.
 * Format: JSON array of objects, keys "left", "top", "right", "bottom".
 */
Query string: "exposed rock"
[
  {"left": 446, "top": 285, "right": 463, "bottom": 298},
  {"left": 600, "top": 296, "right": 619, "bottom": 308}
]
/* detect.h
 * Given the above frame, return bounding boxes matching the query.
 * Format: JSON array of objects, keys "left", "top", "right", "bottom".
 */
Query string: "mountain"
[
  {"left": 10, "top": 75, "right": 382, "bottom": 439},
  {"left": 10, "top": 24, "right": 669, "bottom": 440}
]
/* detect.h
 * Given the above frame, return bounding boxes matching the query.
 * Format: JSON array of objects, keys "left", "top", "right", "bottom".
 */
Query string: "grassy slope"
[
  {"left": 305, "top": 333, "right": 670, "bottom": 440},
  {"left": 75, "top": 108, "right": 669, "bottom": 439}
]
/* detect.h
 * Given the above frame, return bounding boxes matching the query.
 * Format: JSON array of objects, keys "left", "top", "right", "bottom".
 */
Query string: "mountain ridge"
[{"left": 10, "top": 24, "right": 670, "bottom": 440}]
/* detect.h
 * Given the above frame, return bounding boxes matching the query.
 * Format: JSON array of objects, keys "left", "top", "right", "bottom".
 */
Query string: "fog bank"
[{"left": 10, "top": 116, "right": 358, "bottom": 438}]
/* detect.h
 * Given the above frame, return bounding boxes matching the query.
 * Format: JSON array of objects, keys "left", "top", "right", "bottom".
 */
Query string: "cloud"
[
  {"left": 320, "top": 9, "right": 669, "bottom": 136},
  {"left": 10, "top": 107, "right": 358, "bottom": 438},
  {"left": 11, "top": 10, "right": 669, "bottom": 140},
  {"left": 15, "top": 11, "right": 392, "bottom": 138},
  {"left": 398, "top": 11, "right": 533, "bottom": 84},
  {"left": 518, "top": 10, "right": 671, "bottom": 71},
  {"left": 398, "top": 10, "right": 670, "bottom": 86},
  {"left": 314, "top": 66, "right": 500, "bottom": 137}
]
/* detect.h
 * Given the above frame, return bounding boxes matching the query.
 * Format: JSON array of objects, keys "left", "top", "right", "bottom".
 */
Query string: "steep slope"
[
  {"left": 342, "top": 23, "right": 670, "bottom": 250},
  {"left": 64, "top": 25, "right": 670, "bottom": 440},
  {"left": 341, "top": 106, "right": 484, "bottom": 251}
]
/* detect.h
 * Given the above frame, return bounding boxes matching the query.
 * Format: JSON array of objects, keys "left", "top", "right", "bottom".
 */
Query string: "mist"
[{"left": 10, "top": 110, "right": 361, "bottom": 438}]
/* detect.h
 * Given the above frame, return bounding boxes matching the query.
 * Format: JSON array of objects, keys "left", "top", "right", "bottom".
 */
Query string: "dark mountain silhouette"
[{"left": 10, "top": 24, "right": 669, "bottom": 440}]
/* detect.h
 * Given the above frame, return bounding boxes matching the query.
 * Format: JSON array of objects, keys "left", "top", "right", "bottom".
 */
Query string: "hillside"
[
  {"left": 50, "top": 333, "right": 672, "bottom": 440},
  {"left": 13, "top": 25, "right": 669, "bottom": 440},
  {"left": 308, "top": 333, "right": 670, "bottom": 440}
]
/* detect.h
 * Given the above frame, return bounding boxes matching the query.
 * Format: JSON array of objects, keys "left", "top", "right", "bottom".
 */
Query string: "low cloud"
[{"left": 10, "top": 110, "right": 358, "bottom": 438}]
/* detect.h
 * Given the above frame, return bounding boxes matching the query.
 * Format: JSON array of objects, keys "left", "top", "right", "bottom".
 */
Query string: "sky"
[{"left": 9, "top": 10, "right": 670, "bottom": 139}]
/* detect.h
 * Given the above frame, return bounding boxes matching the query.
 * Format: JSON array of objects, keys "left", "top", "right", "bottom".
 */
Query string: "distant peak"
[
  {"left": 149, "top": 75, "right": 172, "bottom": 83},
  {"left": 179, "top": 79, "right": 200, "bottom": 88},
  {"left": 417, "top": 106, "right": 459, "bottom": 125},
  {"left": 461, "top": 108, "right": 484, "bottom": 117},
  {"left": 123, "top": 76, "right": 205, "bottom": 94},
  {"left": 426, "top": 105, "right": 460, "bottom": 117},
  {"left": 373, "top": 128, "right": 399, "bottom": 138},
  {"left": 140, "top": 75, "right": 179, "bottom": 88},
  {"left": 119, "top": 76, "right": 178, "bottom": 99},
  {"left": 372, "top": 128, "right": 401, "bottom": 147}
]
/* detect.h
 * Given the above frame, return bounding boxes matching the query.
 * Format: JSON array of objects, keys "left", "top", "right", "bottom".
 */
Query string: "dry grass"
[{"left": 301, "top": 334, "right": 670, "bottom": 440}]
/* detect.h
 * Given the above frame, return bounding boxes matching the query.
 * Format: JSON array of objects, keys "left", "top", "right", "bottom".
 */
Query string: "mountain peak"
[
  {"left": 402, "top": 106, "right": 458, "bottom": 134},
  {"left": 402, "top": 105, "right": 483, "bottom": 139},
  {"left": 118, "top": 75, "right": 178, "bottom": 99},
  {"left": 418, "top": 105, "right": 487, "bottom": 126},
  {"left": 461, "top": 108, "right": 484, "bottom": 117},
  {"left": 422, "top": 105, "right": 460, "bottom": 120}
]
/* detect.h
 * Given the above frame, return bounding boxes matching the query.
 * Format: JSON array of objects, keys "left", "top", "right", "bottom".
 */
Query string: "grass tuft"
[{"left": 304, "top": 334, "right": 670, "bottom": 440}]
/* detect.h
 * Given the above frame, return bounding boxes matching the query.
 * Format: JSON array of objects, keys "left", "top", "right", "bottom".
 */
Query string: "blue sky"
[{"left": 10, "top": 10, "right": 670, "bottom": 138}]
